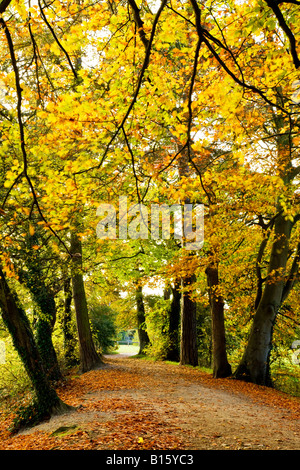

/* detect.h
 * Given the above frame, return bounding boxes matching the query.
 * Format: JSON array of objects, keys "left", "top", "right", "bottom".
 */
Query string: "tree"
[
  {"left": 234, "top": 89, "right": 300, "bottom": 385},
  {"left": 0, "top": 266, "right": 71, "bottom": 431},
  {"left": 135, "top": 282, "right": 150, "bottom": 355},
  {"left": 70, "top": 230, "right": 103, "bottom": 373},
  {"left": 61, "top": 276, "right": 78, "bottom": 367},
  {"left": 165, "top": 279, "right": 181, "bottom": 362},
  {"left": 89, "top": 303, "right": 117, "bottom": 354},
  {"left": 16, "top": 232, "right": 62, "bottom": 382},
  {"left": 205, "top": 260, "right": 232, "bottom": 378},
  {"left": 180, "top": 273, "right": 198, "bottom": 366}
]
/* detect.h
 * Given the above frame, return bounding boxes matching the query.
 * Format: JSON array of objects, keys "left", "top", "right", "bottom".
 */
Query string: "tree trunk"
[
  {"left": 177, "top": 147, "right": 199, "bottom": 367},
  {"left": 61, "top": 277, "right": 78, "bottom": 367},
  {"left": 135, "top": 284, "right": 150, "bottom": 354},
  {"left": 205, "top": 262, "right": 232, "bottom": 378},
  {"left": 32, "top": 287, "right": 62, "bottom": 382},
  {"left": 235, "top": 92, "right": 297, "bottom": 386},
  {"left": 35, "top": 315, "right": 62, "bottom": 382},
  {"left": 165, "top": 280, "right": 181, "bottom": 362},
  {"left": 0, "top": 267, "right": 70, "bottom": 429},
  {"left": 70, "top": 232, "right": 103, "bottom": 373},
  {"left": 234, "top": 213, "right": 292, "bottom": 385},
  {"left": 180, "top": 275, "right": 198, "bottom": 366},
  {"left": 17, "top": 237, "right": 62, "bottom": 382}
]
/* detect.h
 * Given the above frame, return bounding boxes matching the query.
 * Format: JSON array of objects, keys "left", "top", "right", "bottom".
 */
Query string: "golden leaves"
[{"left": 29, "top": 224, "right": 35, "bottom": 236}]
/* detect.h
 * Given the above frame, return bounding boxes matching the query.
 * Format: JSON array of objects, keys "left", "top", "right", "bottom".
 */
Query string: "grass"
[
  {"left": 270, "top": 356, "right": 300, "bottom": 397},
  {"left": 113, "top": 343, "right": 140, "bottom": 356},
  {"left": 272, "top": 371, "right": 300, "bottom": 397}
]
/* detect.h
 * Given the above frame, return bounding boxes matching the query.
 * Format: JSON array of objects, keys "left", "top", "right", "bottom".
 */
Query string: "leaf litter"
[{"left": 0, "top": 355, "right": 299, "bottom": 450}]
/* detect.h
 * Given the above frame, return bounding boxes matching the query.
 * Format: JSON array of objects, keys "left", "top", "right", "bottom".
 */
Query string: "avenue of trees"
[{"left": 0, "top": 0, "right": 299, "bottom": 428}]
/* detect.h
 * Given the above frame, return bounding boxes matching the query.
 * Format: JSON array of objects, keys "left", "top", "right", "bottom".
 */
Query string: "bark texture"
[
  {"left": 135, "top": 284, "right": 150, "bottom": 354},
  {"left": 235, "top": 213, "right": 292, "bottom": 385},
  {"left": 165, "top": 281, "right": 181, "bottom": 362},
  {"left": 180, "top": 275, "right": 198, "bottom": 366},
  {"left": 71, "top": 232, "right": 102, "bottom": 373},
  {"left": 0, "top": 267, "right": 70, "bottom": 428},
  {"left": 61, "top": 277, "right": 78, "bottom": 367},
  {"left": 205, "top": 262, "right": 232, "bottom": 378}
]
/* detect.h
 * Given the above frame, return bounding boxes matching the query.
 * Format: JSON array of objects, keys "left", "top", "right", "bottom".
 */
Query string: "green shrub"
[
  {"left": 89, "top": 304, "right": 117, "bottom": 354},
  {"left": 0, "top": 337, "right": 31, "bottom": 399}
]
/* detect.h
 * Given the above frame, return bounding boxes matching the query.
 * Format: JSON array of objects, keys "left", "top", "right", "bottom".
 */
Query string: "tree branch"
[
  {"left": 265, "top": 0, "right": 300, "bottom": 69},
  {"left": 277, "top": 0, "right": 300, "bottom": 4},
  {"left": 122, "top": 125, "right": 142, "bottom": 203},
  {"left": 75, "top": 0, "right": 168, "bottom": 175},
  {"left": 254, "top": 234, "right": 269, "bottom": 309},
  {"left": 27, "top": 15, "right": 42, "bottom": 103},
  {"left": 0, "top": 0, "right": 12, "bottom": 13},
  {"left": 0, "top": 18, "right": 72, "bottom": 256},
  {"left": 254, "top": 214, "right": 278, "bottom": 309},
  {"left": 201, "top": 33, "right": 289, "bottom": 113},
  {"left": 37, "top": 0, "right": 78, "bottom": 79},
  {"left": 128, "top": 0, "right": 149, "bottom": 50},
  {"left": 188, "top": 0, "right": 292, "bottom": 112}
]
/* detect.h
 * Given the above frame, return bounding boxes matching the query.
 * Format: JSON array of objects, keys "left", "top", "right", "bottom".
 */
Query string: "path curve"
[{"left": 101, "top": 355, "right": 300, "bottom": 450}]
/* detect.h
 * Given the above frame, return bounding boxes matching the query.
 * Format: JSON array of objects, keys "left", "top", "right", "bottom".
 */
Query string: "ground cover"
[{"left": 0, "top": 354, "right": 299, "bottom": 450}]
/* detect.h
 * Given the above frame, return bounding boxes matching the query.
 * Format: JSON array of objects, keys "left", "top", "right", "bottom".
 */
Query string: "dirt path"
[
  {"left": 100, "top": 355, "right": 300, "bottom": 450},
  {"left": 2, "top": 354, "right": 300, "bottom": 450}
]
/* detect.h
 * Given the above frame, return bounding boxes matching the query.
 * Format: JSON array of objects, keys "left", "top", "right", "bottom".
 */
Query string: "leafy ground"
[{"left": 0, "top": 353, "right": 299, "bottom": 450}]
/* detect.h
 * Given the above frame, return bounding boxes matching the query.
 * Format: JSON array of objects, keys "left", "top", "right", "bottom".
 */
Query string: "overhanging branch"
[
  {"left": 0, "top": 0, "right": 12, "bottom": 13},
  {"left": 0, "top": 18, "right": 72, "bottom": 256},
  {"left": 265, "top": 0, "right": 300, "bottom": 69}
]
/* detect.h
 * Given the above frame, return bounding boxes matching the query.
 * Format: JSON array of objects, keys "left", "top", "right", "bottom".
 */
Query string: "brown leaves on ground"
[
  {"left": 0, "top": 356, "right": 299, "bottom": 450},
  {"left": 0, "top": 360, "right": 183, "bottom": 450},
  {"left": 175, "top": 365, "right": 300, "bottom": 419}
]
